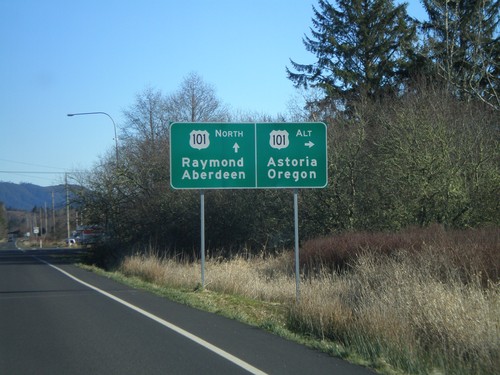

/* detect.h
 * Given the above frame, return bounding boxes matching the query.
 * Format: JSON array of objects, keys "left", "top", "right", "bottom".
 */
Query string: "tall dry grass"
[
  {"left": 121, "top": 251, "right": 296, "bottom": 302},
  {"left": 119, "top": 227, "right": 499, "bottom": 374},
  {"left": 291, "top": 248, "right": 499, "bottom": 374}
]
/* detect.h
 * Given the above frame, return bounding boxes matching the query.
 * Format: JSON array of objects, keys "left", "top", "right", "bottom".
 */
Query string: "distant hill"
[{"left": 0, "top": 182, "right": 68, "bottom": 211}]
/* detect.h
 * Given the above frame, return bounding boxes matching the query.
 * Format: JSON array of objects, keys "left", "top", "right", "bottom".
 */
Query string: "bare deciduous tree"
[
  {"left": 122, "top": 87, "right": 169, "bottom": 145},
  {"left": 165, "top": 72, "right": 229, "bottom": 122}
]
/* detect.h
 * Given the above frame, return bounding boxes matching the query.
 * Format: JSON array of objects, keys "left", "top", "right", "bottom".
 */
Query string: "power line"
[
  {"left": 0, "top": 171, "right": 88, "bottom": 184},
  {"left": 0, "top": 171, "right": 87, "bottom": 174},
  {"left": 0, "top": 158, "right": 68, "bottom": 171},
  {"left": 0, "top": 171, "right": 68, "bottom": 174}
]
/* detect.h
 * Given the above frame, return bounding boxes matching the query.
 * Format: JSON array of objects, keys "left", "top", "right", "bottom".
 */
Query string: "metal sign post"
[
  {"left": 200, "top": 190, "right": 205, "bottom": 288},
  {"left": 294, "top": 189, "right": 300, "bottom": 303}
]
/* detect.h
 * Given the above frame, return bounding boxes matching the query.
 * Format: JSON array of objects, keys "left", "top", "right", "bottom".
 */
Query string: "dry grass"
[
  {"left": 119, "top": 227, "right": 499, "bottom": 374},
  {"left": 121, "top": 252, "right": 199, "bottom": 290},
  {"left": 121, "top": 251, "right": 297, "bottom": 302},
  {"left": 291, "top": 249, "right": 499, "bottom": 374}
]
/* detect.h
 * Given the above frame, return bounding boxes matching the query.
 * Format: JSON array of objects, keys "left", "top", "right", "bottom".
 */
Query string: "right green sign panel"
[{"left": 255, "top": 122, "right": 327, "bottom": 188}]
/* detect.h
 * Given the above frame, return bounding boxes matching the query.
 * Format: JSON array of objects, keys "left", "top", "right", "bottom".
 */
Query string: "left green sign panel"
[{"left": 170, "top": 123, "right": 256, "bottom": 189}]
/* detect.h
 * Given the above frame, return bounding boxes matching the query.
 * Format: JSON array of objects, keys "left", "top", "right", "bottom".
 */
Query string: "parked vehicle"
[
  {"left": 7, "top": 231, "right": 19, "bottom": 242},
  {"left": 75, "top": 225, "right": 104, "bottom": 245}
]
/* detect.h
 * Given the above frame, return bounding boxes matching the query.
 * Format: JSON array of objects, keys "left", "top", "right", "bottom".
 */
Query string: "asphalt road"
[{"left": 0, "top": 241, "right": 375, "bottom": 375}]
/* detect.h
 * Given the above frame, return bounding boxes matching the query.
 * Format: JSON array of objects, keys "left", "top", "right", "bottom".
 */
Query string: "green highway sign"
[
  {"left": 170, "top": 122, "right": 327, "bottom": 189},
  {"left": 170, "top": 123, "right": 256, "bottom": 189},
  {"left": 255, "top": 123, "right": 327, "bottom": 188}
]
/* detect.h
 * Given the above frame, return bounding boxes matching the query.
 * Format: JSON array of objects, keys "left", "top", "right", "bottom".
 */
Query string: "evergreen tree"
[
  {"left": 421, "top": 0, "right": 500, "bottom": 109},
  {"left": 287, "top": 0, "right": 417, "bottom": 109}
]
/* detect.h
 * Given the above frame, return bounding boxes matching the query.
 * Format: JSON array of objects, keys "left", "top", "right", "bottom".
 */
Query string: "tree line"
[{"left": 74, "top": 0, "right": 499, "bottom": 257}]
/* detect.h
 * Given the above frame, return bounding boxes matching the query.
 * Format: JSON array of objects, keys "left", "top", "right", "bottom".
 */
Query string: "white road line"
[{"left": 34, "top": 255, "right": 268, "bottom": 375}]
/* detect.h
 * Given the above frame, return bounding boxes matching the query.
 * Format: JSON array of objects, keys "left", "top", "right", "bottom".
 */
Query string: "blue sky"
[{"left": 0, "top": 0, "right": 426, "bottom": 186}]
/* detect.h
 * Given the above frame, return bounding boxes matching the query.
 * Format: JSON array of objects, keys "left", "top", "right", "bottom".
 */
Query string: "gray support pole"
[
  {"left": 200, "top": 190, "right": 205, "bottom": 288},
  {"left": 294, "top": 188, "right": 300, "bottom": 303},
  {"left": 66, "top": 173, "right": 71, "bottom": 247}
]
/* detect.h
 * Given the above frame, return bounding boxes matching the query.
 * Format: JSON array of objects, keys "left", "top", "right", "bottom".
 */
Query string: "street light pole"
[
  {"left": 67, "top": 111, "right": 119, "bottom": 164},
  {"left": 65, "top": 172, "right": 71, "bottom": 245}
]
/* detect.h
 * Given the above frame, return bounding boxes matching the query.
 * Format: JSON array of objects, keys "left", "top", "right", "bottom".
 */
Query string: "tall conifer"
[
  {"left": 421, "top": 0, "right": 500, "bottom": 108},
  {"left": 287, "top": 0, "right": 417, "bottom": 108}
]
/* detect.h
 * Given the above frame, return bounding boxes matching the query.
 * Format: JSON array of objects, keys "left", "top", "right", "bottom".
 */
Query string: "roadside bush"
[{"left": 300, "top": 225, "right": 500, "bottom": 282}]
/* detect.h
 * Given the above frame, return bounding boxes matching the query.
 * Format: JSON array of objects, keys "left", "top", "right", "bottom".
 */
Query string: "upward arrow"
[{"left": 233, "top": 143, "right": 240, "bottom": 153}]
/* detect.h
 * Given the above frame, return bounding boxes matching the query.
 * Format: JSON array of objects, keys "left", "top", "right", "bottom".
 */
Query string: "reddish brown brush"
[{"left": 300, "top": 226, "right": 499, "bottom": 283}]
